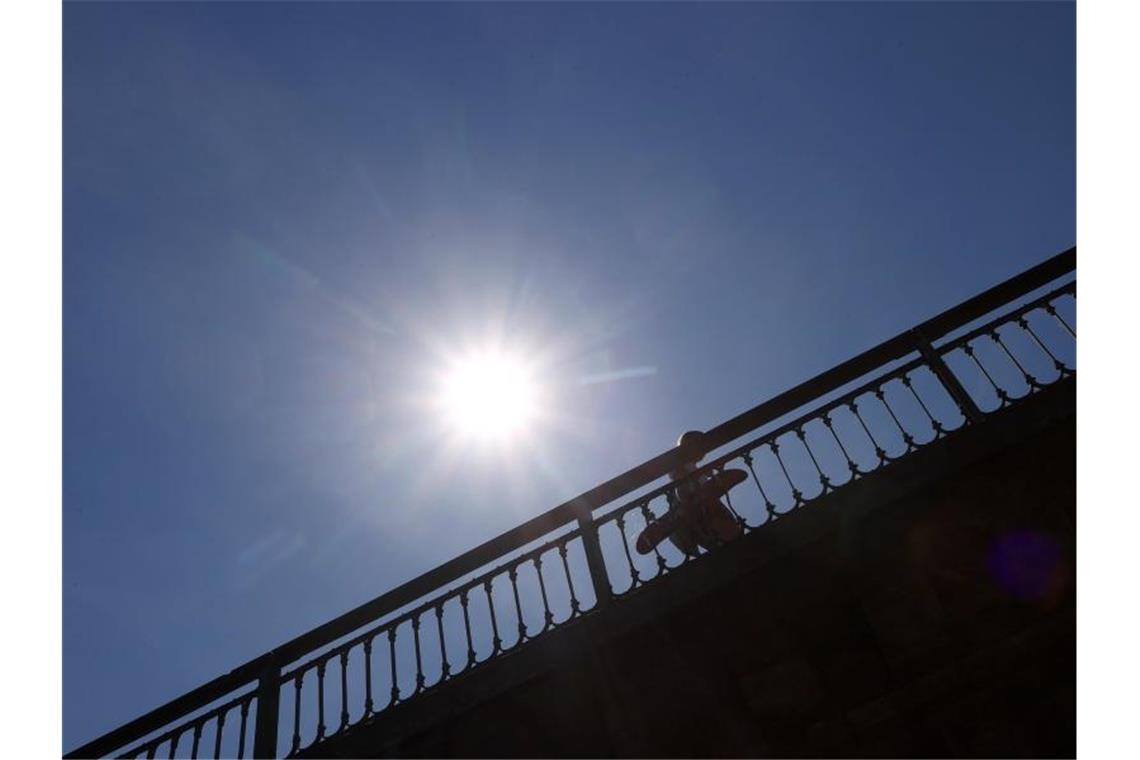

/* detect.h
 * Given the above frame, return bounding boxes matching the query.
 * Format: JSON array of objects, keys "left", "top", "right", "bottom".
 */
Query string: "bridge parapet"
[{"left": 66, "top": 248, "right": 1075, "bottom": 759}]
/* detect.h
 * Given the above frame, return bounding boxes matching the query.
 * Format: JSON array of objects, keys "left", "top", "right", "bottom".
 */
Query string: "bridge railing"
[
  {"left": 66, "top": 247, "right": 1075, "bottom": 759},
  {"left": 595, "top": 278, "right": 1075, "bottom": 598}
]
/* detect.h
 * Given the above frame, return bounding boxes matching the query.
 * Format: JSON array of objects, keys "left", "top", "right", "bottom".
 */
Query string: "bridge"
[{"left": 67, "top": 248, "right": 1076, "bottom": 758}]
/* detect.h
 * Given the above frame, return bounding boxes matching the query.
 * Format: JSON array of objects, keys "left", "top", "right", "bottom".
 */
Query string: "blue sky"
[{"left": 63, "top": 1, "right": 1074, "bottom": 748}]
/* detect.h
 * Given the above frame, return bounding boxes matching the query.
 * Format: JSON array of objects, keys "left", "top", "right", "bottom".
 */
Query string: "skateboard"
[{"left": 635, "top": 468, "right": 747, "bottom": 554}]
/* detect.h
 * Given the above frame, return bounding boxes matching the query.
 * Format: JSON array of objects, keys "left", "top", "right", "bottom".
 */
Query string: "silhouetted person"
[{"left": 636, "top": 430, "right": 744, "bottom": 555}]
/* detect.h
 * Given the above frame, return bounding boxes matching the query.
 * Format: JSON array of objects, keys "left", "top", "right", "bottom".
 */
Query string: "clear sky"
[{"left": 63, "top": 0, "right": 1074, "bottom": 749}]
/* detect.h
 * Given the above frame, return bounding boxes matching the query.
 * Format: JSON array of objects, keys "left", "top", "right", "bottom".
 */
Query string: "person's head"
[{"left": 670, "top": 430, "right": 705, "bottom": 480}]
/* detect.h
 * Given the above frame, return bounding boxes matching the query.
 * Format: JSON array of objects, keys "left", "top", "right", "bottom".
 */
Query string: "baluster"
[
  {"left": 742, "top": 450, "right": 781, "bottom": 520},
  {"left": 614, "top": 512, "right": 641, "bottom": 587},
  {"left": 666, "top": 487, "right": 697, "bottom": 560},
  {"left": 213, "top": 710, "right": 224, "bottom": 760},
  {"left": 558, "top": 544, "right": 583, "bottom": 615},
  {"left": 1045, "top": 301, "right": 1075, "bottom": 338},
  {"left": 794, "top": 427, "right": 832, "bottom": 495},
  {"left": 290, "top": 675, "right": 302, "bottom": 756},
  {"left": 990, "top": 328, "right": 1041, "bottom": 389},
  {"left": 770, "top": 439, "right": 805, "bottom": 508},
  {"left": 146, "top": 744, "right": 155, "bottom": 760},
  {"left": 848, "top": 399, "right": 890, "bottom": 466},
  {"left": 639, "top": 501, "right": 669, "bottom": 573},
  {"left": 315, "top": 660, "right": 327, "bottom": 741},
  {"left": 901, "top": 374, "right": 946, "bottom": 438},
  {"left": 339, "top": 650, "right": 350, "bottom": 732},
  {"left": 460, "top": 590, "right": 477, "bottom": 668},
  {"left": 411, "top": 615, "right": 426, "bottom": 693},
  {"left": 435, "top": 605, "right": 451, "bottom": 680},
  {"left": 387, "top": 627, "right": 400, "bottom": 706},
  {"left": 1018, "top": 315, "right": 1070, "bottom": 376},
  {"left": 712, "top": 464, "right": 747, "bottom": 528},
  {"left": 873, "top": 387, "right": 917, "bottom": 452},
  {"left": 551, "top": 544, "right": 579, "bottom": 615},
  {"left": 484, "top": 580, "right": 503, "bottom": 654},
  {"left": 362, "top": 638, "right": 375, "bottom": 716},
  {"left": 533, "top": 556, "right": 555, "bottom": 631},
  {"left": 190, "top": 721, "right": 202, "bottom": 759},
  {"left": 508, "top": 566, "right": 527, "bottom": 645},
  {"left": 237, "top": 698, "right": 250, "bottom": 760},
  {"left": 167, "top": 730, "right": 180, "bottom": 760},
  {"left": 821, "top": 412, "right": 862, "bottom": 480},
  {"left": 963, "top": 342, "right": 1011, "bottom": 407}
]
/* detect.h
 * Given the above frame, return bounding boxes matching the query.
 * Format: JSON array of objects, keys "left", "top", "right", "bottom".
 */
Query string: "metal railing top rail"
[{"left": 67, "top": 245, "right": 1075, "bottom": 759}]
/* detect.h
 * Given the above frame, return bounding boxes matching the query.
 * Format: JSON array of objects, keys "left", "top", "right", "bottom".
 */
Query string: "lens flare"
[{"left": 987, "top": 530, "right": 1065, "bottom": 603}]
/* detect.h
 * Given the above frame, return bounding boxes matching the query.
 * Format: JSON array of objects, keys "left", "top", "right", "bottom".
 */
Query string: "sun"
[{"left": 438, "top": 349, "right": 540, "bottom": 442}]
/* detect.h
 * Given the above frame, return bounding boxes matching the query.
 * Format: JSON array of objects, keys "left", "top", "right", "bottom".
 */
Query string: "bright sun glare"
[{"left": 439, "top": 350, "right": 539, "bottom": 442}]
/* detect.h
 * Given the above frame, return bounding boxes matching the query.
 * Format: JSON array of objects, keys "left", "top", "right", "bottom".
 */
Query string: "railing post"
[
  {"left": 911, "top": 329, "right": 985, "bottom": 424},
  {"left": 253, "top": 657, "right": 282, "bottom": 759},
  {"left": 574, "top": 504, "right": 612, "bottom": 608}
]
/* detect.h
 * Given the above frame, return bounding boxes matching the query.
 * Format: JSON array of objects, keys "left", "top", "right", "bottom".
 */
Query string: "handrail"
[
  {"left": 700, "top": 247, "right": 1074, "bottom": 452},
  {"left": 66, "top": 246, "right": 1075, "bottom": 759}
]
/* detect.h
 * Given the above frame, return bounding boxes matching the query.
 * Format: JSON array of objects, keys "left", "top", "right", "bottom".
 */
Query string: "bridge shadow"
[{"left": 304, "top": 379, "right": 1075, "bottom": 758}]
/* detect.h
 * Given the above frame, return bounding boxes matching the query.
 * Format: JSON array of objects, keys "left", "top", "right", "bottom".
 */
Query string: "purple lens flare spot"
[{"left": 987, "top": 530, "right": 1064, "bottom": 602}]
